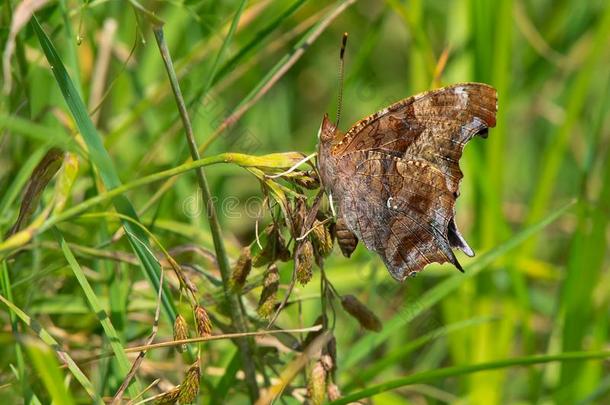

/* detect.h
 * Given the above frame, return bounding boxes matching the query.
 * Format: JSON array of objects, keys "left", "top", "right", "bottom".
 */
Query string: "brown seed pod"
[
  {"left": 257, "top": 264, "right": 279, "bottom": 319},
  {"left": 307, "top": 360, "right": 327, "bottom": 405},
  {"left": 292, "top": 198, "right": 308, "bottom": 236},
  {"left": 230, "top": 246, "right": 252, "bottom": 291},
  {"left": 310, "top": 220, "right": 333, "bottom": 257},
  {"left": 194, "top": 305, "right": 212, "bottom": 337},
  {"left": 178, "top": 363, "right": 200, "bottom": 404},
  {"left": 340, "top": 294, "right": 382, "bottom": 332},
  {"left": 335, "top": 217, "right": 358, "bottom": 258},
  {"left": 173, "top": 314, "right": 188, "bottom": 353},
  {"left": 154, "top": 387, "right": 180, "bottom": 404},
  {"left": 296, "top": 240, "right": 314, "bottom": 285}
]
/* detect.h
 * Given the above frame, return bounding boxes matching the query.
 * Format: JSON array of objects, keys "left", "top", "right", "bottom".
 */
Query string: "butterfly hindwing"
[{"left": 338, "top": 152, "right": 459, "bottom": 280}]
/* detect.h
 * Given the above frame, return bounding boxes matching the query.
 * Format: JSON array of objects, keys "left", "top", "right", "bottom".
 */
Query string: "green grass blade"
[
  {"left": 0, "top": 294, "right": 102, "bottom": 403},
  {"left": 332, "top": 351, "right": 610, "bottom": 404},
  {"left": 345, "top": 316, "right": 497, "bottom": 391},
  {"left": 30, "top": 16, "right": 178, "bottom": 323},
  {"left": 522, "top": 4, "right": 610, "bottom": 252},
  {"left": 24, "top": 338, "right": 76, "bottom": 405},
  {"left": 54, "top": 228, "right": 141, "bottom": 398},
  {"left": 343, "top": 200, "right": 575, "bottom": 368},
  {"left": 213, "top": 0, "right": 308, "bottom": 86}
]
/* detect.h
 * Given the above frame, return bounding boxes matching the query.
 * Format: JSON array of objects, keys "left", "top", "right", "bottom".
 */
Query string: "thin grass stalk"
[{"left": 152, "top": 26, "right": 259, "bottom": 401}]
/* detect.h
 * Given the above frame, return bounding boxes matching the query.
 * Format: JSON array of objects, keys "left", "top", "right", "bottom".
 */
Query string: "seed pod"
[
  {"left": 311, "top": 220, "right": 333, "bottom": 257},
  {"left": 154, "top": 387, "right": 180, "bottom": 404},
  {"left": 178, "top": 363, "right": 200, "bottom": 404},
  {"left": 173, "top": 314, "right": 189, "bottom": 353},
  {"left": 292, "top": 170, "right": 320, "bottom": 190},
  {"left": 307, "top": 360, "right": 327, "bottom": 405},
  {"left": 327, "top": 382, "right": 342, "bottom": 401},
  {"left": 292, "top": 198, "right": 308, "bottom": 236},
  {"left": 230, "top": 246, "right": 252, "bottom": 291},
  {"left": 340, "top": 294, "right": 382, "bottom": 332},
  {"left": 257, "top": 264, "right": 279, "bottom": 318},
  {"left": 194, "top": 305, "right": 212, "bottom": 337},
  {"left": 335, "top": 217, "right": 358, "bottom": 258},
  {"left": 295, "top": 240, "right": 314, "bottom": 285}
]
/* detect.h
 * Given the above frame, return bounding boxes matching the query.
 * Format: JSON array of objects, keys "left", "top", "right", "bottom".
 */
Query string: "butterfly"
[{"left": 316, "top": 83, "right": 497, "bottom": 281}]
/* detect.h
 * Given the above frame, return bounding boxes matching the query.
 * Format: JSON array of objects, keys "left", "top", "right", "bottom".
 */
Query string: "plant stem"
[{"left": 152, "top": 26, "right": 259, "bottom": 401}]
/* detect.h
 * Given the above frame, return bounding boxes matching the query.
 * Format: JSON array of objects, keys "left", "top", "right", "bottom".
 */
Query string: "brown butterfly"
[{"left": 317, "top": 82, "right": 497, "bottom": 281}]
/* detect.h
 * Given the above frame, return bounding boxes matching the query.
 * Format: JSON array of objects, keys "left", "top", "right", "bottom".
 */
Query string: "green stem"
[{"left": 152, "top": 26, "right": 259, "bottom": 401}]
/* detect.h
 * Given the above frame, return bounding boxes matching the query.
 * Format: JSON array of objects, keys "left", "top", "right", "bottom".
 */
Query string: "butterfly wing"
[{"left": 332, "top": 83, "right": 497, "bottom": 280}]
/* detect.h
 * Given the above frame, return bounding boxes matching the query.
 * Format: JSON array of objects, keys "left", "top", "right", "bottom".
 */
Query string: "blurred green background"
[{"left": 1, "top": 0, "right": 609, "bottom": 403}]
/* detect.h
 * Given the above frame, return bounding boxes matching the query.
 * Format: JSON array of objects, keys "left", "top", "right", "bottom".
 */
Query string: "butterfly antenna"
[{"left": 335, "top": 32, "right": 348, "bottom": 130}]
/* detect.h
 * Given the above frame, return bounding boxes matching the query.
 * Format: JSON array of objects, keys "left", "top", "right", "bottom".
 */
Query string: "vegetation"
[{"left": 1, "top": 0, "right": 609, "bottom": 403}]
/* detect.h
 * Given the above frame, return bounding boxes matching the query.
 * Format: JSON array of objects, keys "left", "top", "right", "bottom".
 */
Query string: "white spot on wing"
[{"left": 454, "top": 86, "right": 469, "bottom": 108}]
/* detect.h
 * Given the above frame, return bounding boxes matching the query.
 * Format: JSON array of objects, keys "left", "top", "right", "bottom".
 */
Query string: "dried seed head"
[
  {"left": 257, "top": 264, "right": 279, "bottom": 319},
  {"left": 292, "top": 170, "right": 320, "bottom": 190},
  {"left": 154, "top": 387, "right": 180, "bottom": 404},
  {"left": 335, "top": 217, "right": 358, "bottom": 258},
  {"left": 307, "top": 360, "right": 327, "bottom": 405},
  {"left": 292, "top": 198, "right": 308, "bottom": 236},
  {"left": 327, "top": 382, "right": 342, "bottom": 401},
  {"left": 173, "top": 314, "right": 189, "bottom": 353},
  {"left": 230, "top": 246, "right": 252, "bottom": 291},
  {"left": 311, "top": 220, "right": 333, "bottom": 257},
  {"left": 340, "top": 294, "right": 382, "bottom": 332},
  {"left": 178, "top": 363, "right": 200, "bottom": 404},
  {"left": 296, "top": 240, "right": 314, "bottom": 285},
  {"left": 194, "top": 305, "right": 212, "bottom": 337}
]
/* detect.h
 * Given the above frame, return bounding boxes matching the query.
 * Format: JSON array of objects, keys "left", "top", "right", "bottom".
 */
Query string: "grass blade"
[
  {"left": 0, "top": 293, "right": 102, "bottom": 403},
  {"left": 30, "top": 16, "right": 178, "bottom": 323},
  {"left": 55, "top": 228, "right": 141, "bottom": 398},
  {"left": 333, "top": 351, "right": 610, "bottom": 404}
]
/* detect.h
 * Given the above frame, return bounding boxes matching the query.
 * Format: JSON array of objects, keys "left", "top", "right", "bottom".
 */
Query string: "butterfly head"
[{"left": 317, "top": 113, "right": 337, "bottom": 144}]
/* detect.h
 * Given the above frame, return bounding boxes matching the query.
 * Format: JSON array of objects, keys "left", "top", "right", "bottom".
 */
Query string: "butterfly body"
[{"left": 317, "top": 83, "right": 497, "bottom": 281}]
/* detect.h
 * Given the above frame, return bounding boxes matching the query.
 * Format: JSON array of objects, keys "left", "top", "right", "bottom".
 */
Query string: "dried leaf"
[{"left": 6, "top": 148, "right": 63, "bottom": 237}]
